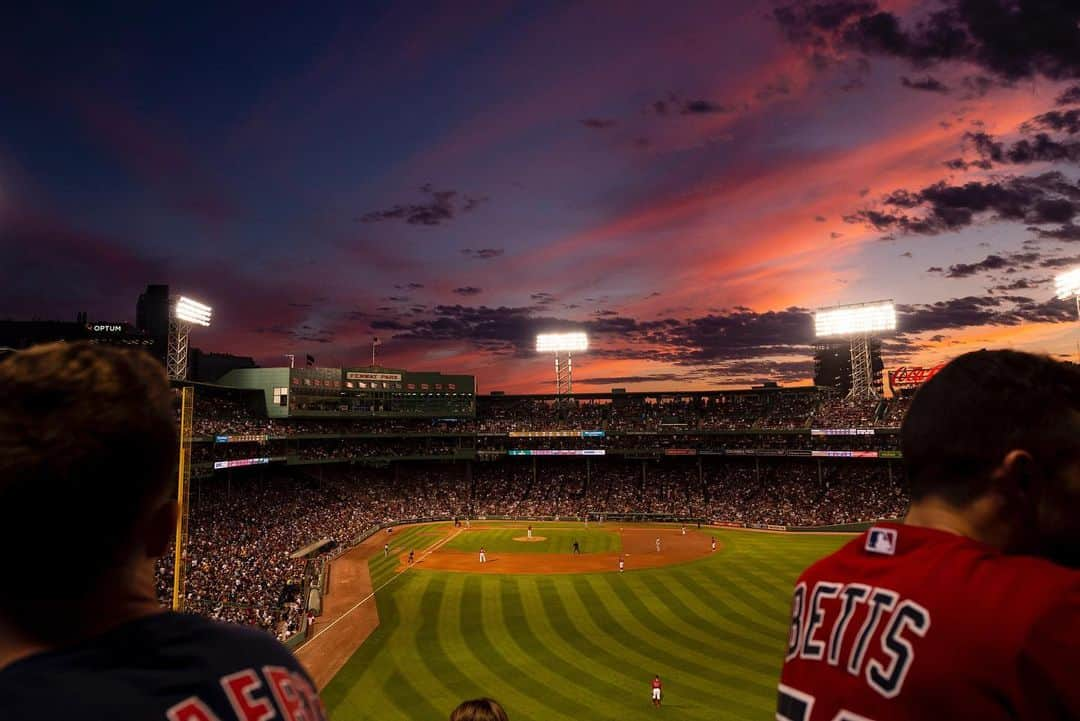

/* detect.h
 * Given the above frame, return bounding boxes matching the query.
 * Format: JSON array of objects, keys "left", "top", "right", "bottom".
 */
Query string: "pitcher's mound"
[{"left": 513, "top": 536, "right": 547, "bottom": 543}]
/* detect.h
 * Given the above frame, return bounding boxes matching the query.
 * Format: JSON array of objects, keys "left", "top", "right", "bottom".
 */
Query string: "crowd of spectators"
[
  {"left": 188, "top": 388, "right": 912, "bottom": 438},
  {"left": 161, "top": 457, "right": 908, "bottom": 637}
]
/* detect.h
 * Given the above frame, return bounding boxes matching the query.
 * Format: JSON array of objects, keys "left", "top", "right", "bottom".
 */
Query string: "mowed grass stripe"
[
  {"left": 530, "top": 576, "right": 733, "bottom": 704},
  {"left": 664, "top": 569, "right": 787, "bottom": 645},
  {"left": 634, "top": 571, "right": 781, "bottom": 668},
  {"left": 460, "top": 576, "right": 580, "bottom": 721},
  {"left": 562, "top": 576, "right": 759, "bottom": 708},
  {"left": 444, "top": 527, "right": 621, "bottom": 554},
  {"left": 486, "top": 577, "right": 623, "bottom": 720},
  {"left": 514, "top": 579, "right": 648, "bottom": 702},
  {"left": 582, "top": 574, "right": 777, "bottom": 703},
  {"left": 377, "top": 575, "right": 453, "bottom": 721},
  {"left": 324, "top": 525, "right": 852, "bottom": 721},
  {"left": 407, "top": 574, "right": 479, "bottom": 712}
]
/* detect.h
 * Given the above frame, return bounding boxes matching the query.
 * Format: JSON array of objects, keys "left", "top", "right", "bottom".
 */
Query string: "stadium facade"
[{"left": 217, "top": 365, "right": 477, "bottom": 418}]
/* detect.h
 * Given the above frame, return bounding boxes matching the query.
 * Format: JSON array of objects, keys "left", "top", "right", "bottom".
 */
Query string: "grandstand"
[{"left": 159, "top": 382, "right": 911, "bottom": 644}]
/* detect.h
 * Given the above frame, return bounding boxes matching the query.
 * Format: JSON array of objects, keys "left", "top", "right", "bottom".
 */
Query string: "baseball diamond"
[{"left": 310, "top": 522, "right": 850, "bottom": 721}]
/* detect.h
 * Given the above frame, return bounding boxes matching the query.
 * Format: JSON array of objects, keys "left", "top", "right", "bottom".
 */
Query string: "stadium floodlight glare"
[
  {"left": 536, "top": 332, "right": 587, "bottom": 398},
  {"left": 536, "top": 332, "right": 588, "bottom": 352},
  {"left": 1055, "top": 267, "right": 1080, "bottom": 301},
  {"left": 175, "top": 296, "right": 213, "bottom": 327},
  {"left": 168, "top": 295, "right": 213, "bottom": 380},
  {"left": 814, "top": 301, "right": 896, "bottom": 338},
  {"left": 814, "top": 300, "right": 895, "bottom": 401}
]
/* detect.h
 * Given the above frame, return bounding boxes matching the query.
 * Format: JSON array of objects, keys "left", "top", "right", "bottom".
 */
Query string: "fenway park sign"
[
  {"left": 346, "top": 371, "right": 403, "bottom": 382},
  {"left": 888, "top": 364, "right": 945, "bottom": 389}
]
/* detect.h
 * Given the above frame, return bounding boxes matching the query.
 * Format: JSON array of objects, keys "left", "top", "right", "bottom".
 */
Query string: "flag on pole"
[{"left": 373, "top": 336, "right": 381, "bottom": 345}]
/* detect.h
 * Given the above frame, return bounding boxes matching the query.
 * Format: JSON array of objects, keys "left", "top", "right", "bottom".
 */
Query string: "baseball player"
[
  {"left": 407, "top": 549, "right": 414, "bottom": 565},
  {"left": 681, "top": 525, "right": 686, "bottom": 536},
  {"left": 711, "top": 537, "right": 717, "bottom": 553},
  {"left": 479, "top": 547, "right": 487, "bottom": 564},
  {"left": 527, "top": 525, "right": 533, "bottom": 539},
  {"left": 572, "top": 540, "right": 581, "bottom": 555},
  {"left": 778, "top": 351, "right": 1080, "bottom": 721},
  {"left": 619, "top": 557, "right": 625, "bottom": 573},
  {"left": 651, "top": 675, "right": 663, "bottom": 707},
  {"left": 384, "top": 543, "right": 390, "bottom": 557},
  {"left": 655, "top": 536, "right": 662, "bottom": 553}
]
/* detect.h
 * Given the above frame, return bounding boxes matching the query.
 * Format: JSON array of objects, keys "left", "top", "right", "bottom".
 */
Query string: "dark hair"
[
  {"left": 450, "top": 698, "right": 509, "bottom": 721},
  {"left": 901, "top": 349, "right": 1080, "bottom": 506},
  {"left": 0, "top": 343, "right": 178, "bottom": 617}
]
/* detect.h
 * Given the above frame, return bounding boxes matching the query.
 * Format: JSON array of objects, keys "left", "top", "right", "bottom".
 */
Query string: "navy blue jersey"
[{"left": 0, "top": 612, "right": 326, "bottom": 721}]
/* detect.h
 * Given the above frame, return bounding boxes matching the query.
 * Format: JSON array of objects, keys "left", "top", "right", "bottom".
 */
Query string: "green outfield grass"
[
  {"left": 442, "top": 526, "right": 622, "bottom": 554},
  {"left": 321, "top": 523, "right": 850, "bottom": 721}
]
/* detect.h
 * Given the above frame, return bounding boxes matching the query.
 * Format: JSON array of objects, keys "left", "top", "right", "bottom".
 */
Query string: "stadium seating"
[{"left": 156, "top": 457, "right": 908, "bottom": 637}]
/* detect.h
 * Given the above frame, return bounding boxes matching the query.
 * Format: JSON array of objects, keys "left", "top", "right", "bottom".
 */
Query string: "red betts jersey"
[{"left": 778, "top": 523, "right": 1079, "bottom": 721}]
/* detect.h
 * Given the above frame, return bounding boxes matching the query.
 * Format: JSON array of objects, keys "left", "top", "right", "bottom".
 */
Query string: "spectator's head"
[
  {"left": 450, "top": 698, "right": 509, "bottom": 721},
  {"left": 901, "top": 350, "right": 1080, "bottom": 565},
  {"left": 0, "top": 343, "right": 179, "bottom": 638}
]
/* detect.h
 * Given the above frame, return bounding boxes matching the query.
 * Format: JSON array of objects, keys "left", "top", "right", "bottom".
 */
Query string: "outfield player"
[
  {"left": 384, "top": 542, "right": 390, "bottom": 557},
  {"left": 655, "top": 536, "right": 662, "bottom": 553},
  {"left": 711, "top": 537, "right": 717, "bottom": 553},
  {"left": 651, "top": 675, "right": 663, "bottom": 707},
  {"left": 619, "top": 557, "right": 625, "bottom": 573},
  {"left": 0, "top": 343, "right": 327, "bottom": 721},
  {"left": 778, "top": 350, "right": 1080, "bottom": 721},
  {"left": 479, "top": 547, "right": 487, "bottom": 564}
]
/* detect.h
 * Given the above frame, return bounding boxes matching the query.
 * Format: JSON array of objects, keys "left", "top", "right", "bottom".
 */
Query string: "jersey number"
[{"left": 777, "top": 684, "right": 876, "bottom": 721}]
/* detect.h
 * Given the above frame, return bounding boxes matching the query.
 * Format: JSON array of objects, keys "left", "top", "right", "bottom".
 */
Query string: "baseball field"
[{"left": 315, "top": 522, "right": 850, "bottom": 721}]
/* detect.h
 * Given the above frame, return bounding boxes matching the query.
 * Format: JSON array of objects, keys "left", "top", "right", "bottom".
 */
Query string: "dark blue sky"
[{"left": 2, "top": 1, "right": 1078, "bottom": 391}]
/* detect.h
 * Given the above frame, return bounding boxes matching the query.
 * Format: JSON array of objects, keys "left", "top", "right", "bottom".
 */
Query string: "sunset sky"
[{"left": 2, "top": 1, "right": 1079, "bottom": 392}]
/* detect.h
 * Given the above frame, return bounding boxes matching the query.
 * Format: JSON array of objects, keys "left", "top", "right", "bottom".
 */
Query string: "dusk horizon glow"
[{"left": 2, "top": 1, "right": 1079, "bottom": 393}]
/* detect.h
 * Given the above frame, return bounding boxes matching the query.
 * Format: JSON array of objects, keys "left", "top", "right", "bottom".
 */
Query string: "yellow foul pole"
[{"left": 171, "top": 386, "right": 194, "bottom": 611}]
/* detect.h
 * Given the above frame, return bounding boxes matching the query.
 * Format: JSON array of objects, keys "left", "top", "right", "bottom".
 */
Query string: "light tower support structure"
[
  {"left": 554, "top": 350, "right": 574, "bottom": 397},
  {"left": 848, "top": 333, "right": 876, "bottom": 401},
  {"left": 167, "top": 296, "right": 213, "bottom": 381},
  {"left": 814, "top": 300, "right": 896, "bottom": 402},
  {"left": 167, "top": 318, "right": 191, "bottom": 381},
  {"left": 537, "top": 332, "right": 588, "bottom": 404}
]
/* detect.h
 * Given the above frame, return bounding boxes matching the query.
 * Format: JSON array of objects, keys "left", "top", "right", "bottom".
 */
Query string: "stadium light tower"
[
  {"left": 814, "top": 300, "right": 896, "bottom": 401},
  {"left": 167, "top": 295, "right": 213, "bottom": 380},
  {"left": 536, "top": 332, "right": 587, "bottom": 399}
]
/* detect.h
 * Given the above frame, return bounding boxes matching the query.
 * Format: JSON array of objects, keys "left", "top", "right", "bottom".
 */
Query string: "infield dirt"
[{"left": 403, "top": 524, "right": 718, "bottom": 574}]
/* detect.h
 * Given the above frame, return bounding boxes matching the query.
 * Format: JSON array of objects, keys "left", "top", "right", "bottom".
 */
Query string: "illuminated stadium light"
[
  {"left": 168, "top": 295, "right": 214, "bottom": 380},
  {"left": 536, "top": 332, "right": 587, "bottom": 398},
  {"left": 174, "top": 296, "right": 213, "bottom": 327},
  {"left": 536, "top": 332, "right": 588, "bottom": 352},
  {"left": 1056, "top": 267, "right": 1080, "bottom": 300},
  {"left": 814, "top": 301, "right": 895, "bottom": 338},
  {"left": 814, "top": 300, "right": 895, "bottom": 402}
]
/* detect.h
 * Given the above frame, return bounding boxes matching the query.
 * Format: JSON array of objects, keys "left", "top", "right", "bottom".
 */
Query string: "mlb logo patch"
[{"left": 866, "top": 527, "right": 898, "bottom": 555}]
